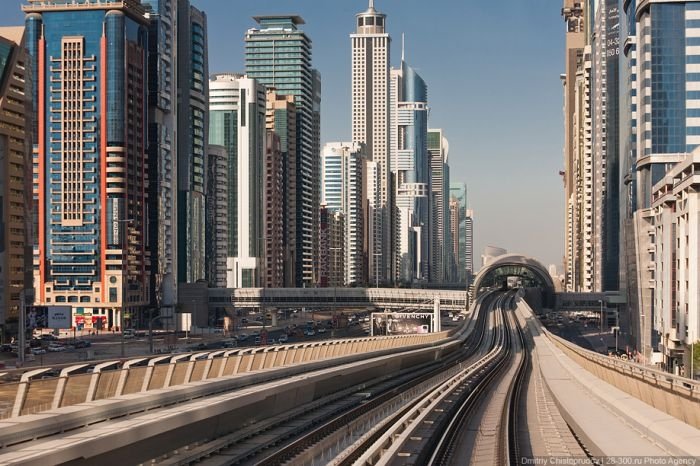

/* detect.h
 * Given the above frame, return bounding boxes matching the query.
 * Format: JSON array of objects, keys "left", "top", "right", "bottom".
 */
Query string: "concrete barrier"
[{"left": 0, "top": 330, "right": 457, "bottom": 420}]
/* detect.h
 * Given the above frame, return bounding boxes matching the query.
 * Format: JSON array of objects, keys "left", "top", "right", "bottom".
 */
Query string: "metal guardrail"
[{"left": 0, "top": 330, "right": 454, "bottom": 420}]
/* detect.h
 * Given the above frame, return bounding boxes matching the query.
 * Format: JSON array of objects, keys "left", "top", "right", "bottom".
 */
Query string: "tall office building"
[
  {"left": 633, "top": 0, "right": 700, "bottom": 369},
  {"left": 142, "top": 0, "right": 177, "bottom": 322},
  {"left": 321, "top": 142, "right": 366, "bottom": 286},
  {"left": 351, "top": 0, "right": 391, "bottom": 286},
  {"left": 245, "top": 15, "right": 319, "bottom": 287},
  {"left": 465, "top": 209, "right": 474, "bottom": 281},
  {"left": 390, "top": 59, "right": 430, "bottom": 284},
  {"left": 449, "top": 183, "right": 468, "bottom": 283},
  {"left": 0, "top": 27, "right": 32, "bottom": 329},
  {"left": 25, "top": 0, "right": 150, "bottom": 329},
  {"left": 561, "top": 0, "right": 588, "bottom": 292},
  {"left": 264, "top": 131, "right": 284, "bottom": 288},
  {"left": 265, "top": 90, "right": 298, "bottom": 287},
  {"left": 428, "top": 129, "right": 450, "bottom": 283},
  {"left": 319, "top": 205, "right": 345, "bottom": 288},
  {"left": 448, "top": 198, "right": 459, "bottom": 283},
  {"left": 176, "top": 1, "right": 208, "bottom": 284},
  {"left": 205, "top": 145, "right": 228, "bottom": 288},
  {"left": 620, "top": 0, "right": 640, "bottom": 350},
  {"left": 209, "top": 74, "right": 266, "bottom": 288}
]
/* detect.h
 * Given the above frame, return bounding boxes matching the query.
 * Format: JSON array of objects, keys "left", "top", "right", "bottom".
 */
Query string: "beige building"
[
  {"left": 650, "top": 151, "right": 700, "bottom": 375},
  {"left": 264, "top": 131, "right": 284, "bottom": 288},
  {"left": 0, "top": 27, "right": 32, "bottom": 328},
  {"left": 265, "top": 90, "right": 298, "bottom": 288}
]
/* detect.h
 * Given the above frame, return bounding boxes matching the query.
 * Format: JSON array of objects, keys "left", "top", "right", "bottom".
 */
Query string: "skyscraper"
[
  {"left": 209, "top": 74, "right": 266, "bottom": 288},
  {"left": 0, "top": 26, "right": 32, "bottom": 329},
  {"left": 561, "top": 0, "right": 587, "bottom": 292},
  {"left": 465, "top": 209, "right": 474, "bottom": 282},
  {"left": 176, "top": 1, "right": 208, "bottom": 284},
  {"left": 245, "top": 15, "right": 319, "bottom": 287},
  {"left": 143, "top": 0, "right": 177, "bottom": 322},
  {"left": 321, "top": 142, "right": 366, "bottom": 286},
  {"left": 205, "top": 144, "right": 228, "bottom": 288},
  {"left": 351, "top": 0, "right": 391, "bottom": 286},
  {"left": 25, "top": 0, "right": 150, "bottom": 330},
  {"left": 265, "top": 90, "right": 298, "bottom": 287},
  {"left": 264, "top": 131, "right": 284, "bottom": 288},
  {"left": 428, "top": 129, "right": 450, "bottom": 283},
  {"left": 391, "top": 59, "right": 430, "bottom": 284},
  {"left": 449, "top": 183, "right": 468, "bottom": 283}
]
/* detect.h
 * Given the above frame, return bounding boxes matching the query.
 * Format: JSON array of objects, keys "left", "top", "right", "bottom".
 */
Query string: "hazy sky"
[{"left": 3, "top": 0, "right": 566, "bottom": 272}]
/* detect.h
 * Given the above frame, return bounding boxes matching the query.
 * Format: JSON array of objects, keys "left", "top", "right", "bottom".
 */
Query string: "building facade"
[
  {"left": 143, "top": 0, "right": 177, "bottom": 322},
  {"left": 265, "top": 90, "right": 298, "bottom": 287},
  {"left": 428, "top": 129, "right": 450, "bottom": 283},
  {"left": 264, "top": 131, "right": 284, "bottom": 288},
  {"left": 321, "top": 142, "right": 366, "bottom": 286},
  {"left": 390, "top": 59, "right": 430, "bottom": 284},
  {"left": 25, "top": 0, "right": 150, "bottom": 330},
  {"left": 0, "top": 27, "right": 32, "bottom": 329},
  {"left": 205, "top": 145, "right": 228, "bottom": 288},
  {"left": 650, "top": 151, "right": 700, "bottom": 375},
  {"left": 449, "top": 182, "right": 468, "bottom": 284},
  {"left": 245, "top": 15, "right": 319, "bottom": 287},
  {"left": 351, "top": 0, "right": 392, "bottom": 286},
  {"left": 176, "top": 1, "right": 208, "bottom": 285}
]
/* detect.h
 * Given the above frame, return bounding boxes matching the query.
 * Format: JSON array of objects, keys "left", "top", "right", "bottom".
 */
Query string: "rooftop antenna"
[
  {"left": 369, "top": 0, "right": 374, "bottom": 9},
  {"left": 401, "top": 33, "right": 405, "bottom": 61}
]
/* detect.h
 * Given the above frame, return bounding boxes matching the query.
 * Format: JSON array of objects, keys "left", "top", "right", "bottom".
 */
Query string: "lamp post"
[{"left": 116, "top": 218, "right": 134, "bottom": 358}]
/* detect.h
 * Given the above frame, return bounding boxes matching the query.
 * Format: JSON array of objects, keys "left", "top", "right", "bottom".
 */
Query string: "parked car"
[
  {"left": 278, "top": 334, "right": 288, "bottom": 344},
  {"left": 304, "top": 329, "right": 316, "bottom": 337},
  {"left": 73, "top": 340, "right": 91, "bottom": 349},
  {"left": 47, "top": 344, "right": 66, "bottom": 352},
  {"left": 31, "top": 348, "right": 47, "bottom": 355},
  {"left": 317, "top": 328, "right": 327, "bottom": 334},
  {"left": 122, "top": 329, "right": 136, "bottom": 339},
  {"left": 237, "top": 333, "right": 249, "bottom": 342}
]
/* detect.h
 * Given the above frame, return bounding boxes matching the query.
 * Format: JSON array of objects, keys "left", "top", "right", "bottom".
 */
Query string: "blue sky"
[{"left": 3, "top": 0, "right": 566, "bottom": 271}]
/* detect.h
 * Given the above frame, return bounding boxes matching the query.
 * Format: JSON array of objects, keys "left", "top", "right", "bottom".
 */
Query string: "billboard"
[
  {"left": 371, "top": 312, "right": 434, "bottom": 337},
  {"left": 26, "top": 306, "right": 72, "bottom": 330}
]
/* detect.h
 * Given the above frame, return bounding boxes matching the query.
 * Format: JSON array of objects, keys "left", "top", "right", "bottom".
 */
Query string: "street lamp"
[{"left": 115, "top": 218, "right": 134, "bottom": 358}]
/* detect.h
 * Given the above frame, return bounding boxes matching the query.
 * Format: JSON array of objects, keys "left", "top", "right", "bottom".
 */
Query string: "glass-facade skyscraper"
[
  {"left": 391, "top": 59, "right": 429, "bottom": 284},
  {"left": 25, "top": 0, "right": 150, "bottom": 330},
  {"left": 428, "top": 129, "right": 450, "bottom": 283},
  {"left": 176, "top": 0, "right": 208, "bottom": 284},
  {"left": 245, "top": 15, "right": 320, "bottom": 287}
]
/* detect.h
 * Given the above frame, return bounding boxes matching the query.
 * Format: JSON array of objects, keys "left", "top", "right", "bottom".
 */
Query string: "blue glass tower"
[{"left": 24, "top": 0, "right": 150, "bottom": 330}]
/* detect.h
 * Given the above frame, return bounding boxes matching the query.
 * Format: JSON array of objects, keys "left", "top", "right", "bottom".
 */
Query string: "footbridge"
[{"left": 206, "top": 287, "right": 467, "bottom": 312}]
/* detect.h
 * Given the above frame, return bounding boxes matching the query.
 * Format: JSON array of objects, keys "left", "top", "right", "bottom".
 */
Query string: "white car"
[
  {"left": 47, "top": 344, "right": 66, "bottom": 352},
  {"left": 317, "top": 328, "right": 326, "bottom": 334},
  {"left": 278, "top": 334, "right": 289, "bottom": 343}
]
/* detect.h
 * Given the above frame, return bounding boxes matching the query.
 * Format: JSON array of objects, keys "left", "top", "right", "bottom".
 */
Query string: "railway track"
[
  {"left": 329, "top": 291, "right": 528, "bottom": 466},
  {"left": 147, "top": 293, "right": 497, "bottom": 465}
]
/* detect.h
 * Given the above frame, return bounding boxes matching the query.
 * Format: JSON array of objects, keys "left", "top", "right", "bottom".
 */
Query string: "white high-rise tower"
[{"left": 351, "top": 0, "right": 391, "bottom": 285}]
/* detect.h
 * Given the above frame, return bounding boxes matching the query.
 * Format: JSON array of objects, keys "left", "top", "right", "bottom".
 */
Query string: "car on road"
[
  {"left": 31, "top": 347, "right": 47, "bottom": 355},
  {"left": 278, "top": 334, "right": 288, "bottom": 343},
  {"left": 237, "top": 333, "right": 249, "bottom": 342},
  {"left": 47, "top": 344, "right": 66, "bottom": 352},
  {"left": 73, "top": 340, "right": 91, "bottom": 349},
  {"left": 40, "top": 334, "right": 59, "bottom": 341},
  {"left": 304, "top": 329, "right": 316, "bottom": 337},
  {"left": 317, "top": 328, "right": 326, "bottom": 334}
]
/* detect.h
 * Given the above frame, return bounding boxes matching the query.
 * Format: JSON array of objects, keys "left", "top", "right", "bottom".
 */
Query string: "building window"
[{"left": 109, "top": 288, "right": 118, "bottom": 303}]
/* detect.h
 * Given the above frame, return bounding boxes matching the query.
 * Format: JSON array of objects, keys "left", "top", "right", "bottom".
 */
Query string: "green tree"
[{"left": 688, "top": 341, "right": 700, "bottom": 380}]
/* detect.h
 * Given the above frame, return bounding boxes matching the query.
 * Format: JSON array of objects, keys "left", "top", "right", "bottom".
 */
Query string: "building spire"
[
  {"left": 369, "top": 0, "right": 374, "bottom": 9},
  {"left": 401, "top": 33, "right": 405, "bottom": 61}
]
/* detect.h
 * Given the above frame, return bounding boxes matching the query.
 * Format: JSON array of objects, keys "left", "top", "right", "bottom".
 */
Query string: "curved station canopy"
[{"left": 473, "top": 254, "right": 554, "bottom": 296}]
